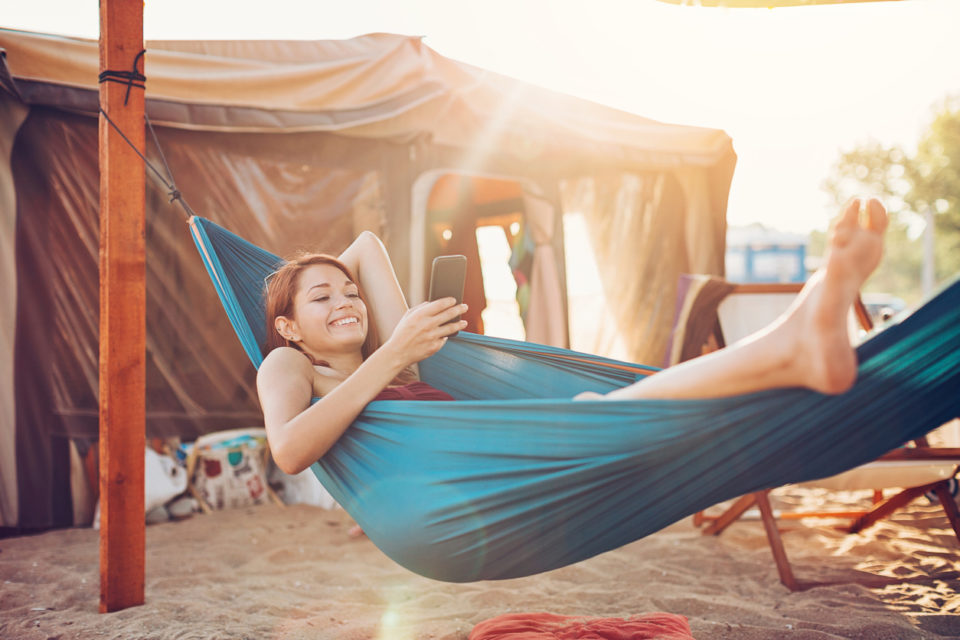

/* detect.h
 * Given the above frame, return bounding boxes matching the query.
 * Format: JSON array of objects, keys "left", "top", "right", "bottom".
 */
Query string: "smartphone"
[{"left": 428, "top": 254, "right": 467, "bottom": 334}]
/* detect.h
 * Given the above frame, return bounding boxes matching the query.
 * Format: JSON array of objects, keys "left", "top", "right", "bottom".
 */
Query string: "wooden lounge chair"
[{"left": 669, "top": 277, "right": 960, "bottom": 590}]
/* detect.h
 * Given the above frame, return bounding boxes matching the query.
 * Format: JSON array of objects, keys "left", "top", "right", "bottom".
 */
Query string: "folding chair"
[{"left": 672, "top": 277, "right": 960, "bottom": 590}]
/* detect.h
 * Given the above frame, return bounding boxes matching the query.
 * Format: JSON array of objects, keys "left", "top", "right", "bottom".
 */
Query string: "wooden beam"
[
  {"left": 754, "top": 491, "right": 799, "bottom": 591},
  {"left": 847, "top": 481, "right": 939, "bottom": 535},
  {"left": 933, "top": 481, "right": 960, "bottom": 543},
  {"left": 731, "top": 283, "right": 803, "bottom": 295},
  {"left": 98, "top": 0, "right": 145, "bottom": 613},
  {"left": 702, "top": 493, "right": 757, "bottom": 536}
]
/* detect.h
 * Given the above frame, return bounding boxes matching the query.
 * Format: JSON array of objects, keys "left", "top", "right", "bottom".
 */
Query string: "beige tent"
[{"left": 0, "top": 29, "right": 735, "bottom": 530}]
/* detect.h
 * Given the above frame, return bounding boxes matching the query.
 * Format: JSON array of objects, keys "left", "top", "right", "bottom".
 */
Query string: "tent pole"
[{"left": 98, "top": 0, "right": 145, "bottom": 613}]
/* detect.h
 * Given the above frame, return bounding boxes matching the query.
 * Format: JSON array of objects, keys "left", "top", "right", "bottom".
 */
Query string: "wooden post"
[{"left": 98, "top": 0, "right": 145, "bottom": 613}]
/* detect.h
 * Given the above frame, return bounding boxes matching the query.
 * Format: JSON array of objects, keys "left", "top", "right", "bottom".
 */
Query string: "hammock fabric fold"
[{"left": 189, "top": 216, "right": 960, "bottom": 582}]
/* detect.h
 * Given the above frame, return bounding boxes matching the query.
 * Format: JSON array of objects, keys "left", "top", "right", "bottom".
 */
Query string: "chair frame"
[{"left": 691, "top": 282, "right": 960, "bottom": 591}]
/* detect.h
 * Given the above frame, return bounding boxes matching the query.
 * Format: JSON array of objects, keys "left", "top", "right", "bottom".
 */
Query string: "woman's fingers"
[
  {"left": 428, "top": 301, "right": 467, "bottom": 339},
  {"left": 438, "top": 302, "right": 468, "bottom": 324},
  {"left": 419, "top": 297, "right": 465, "bottom": 317},
  {"left": 437, "top": 319, "right": 468, "bottom": 337},
  {"left": 413, "top": 298, "right": 452, "bottom": 314},
  {"left": 410, "top": 299, "right": 467, "bottom": 326}
]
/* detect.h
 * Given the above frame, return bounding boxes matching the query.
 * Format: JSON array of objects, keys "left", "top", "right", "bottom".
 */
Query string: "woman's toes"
[
  {"left": 830, "top": 198, "right": 861, "bottom": 247},
  {"left": 839, "top": 198, "right": 862, "bottom": 230},
  {"left": 864, "top": 197, "right": 888, "bottom": 232}
]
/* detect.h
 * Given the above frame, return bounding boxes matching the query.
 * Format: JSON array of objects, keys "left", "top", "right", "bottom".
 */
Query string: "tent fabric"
[
  {"left": 676, "top": 167, "right": 727, "bottom": 278},
  {"left": 192, "top": 215, "right": 960, "bottom": 582},
  {"left": 13, "top": 111, "right": 377, "bottom": 442},
  {"left": 7, "top": 109, "right": 384, "bottom": 527},
  {"left": 521, "top": 193, "right": 568, "bottom": 347},
  {"left": 0, "top": 30, "right": 734, "bottom": 167},
  {"left": 0, "top": 28, "right": 735, "bottom": 530},
  {"left": 561, "top": 172, "right": 715, "bottom": 364},
  {"left": 0, "top": 92, "right": 27, "bottom": 526}
]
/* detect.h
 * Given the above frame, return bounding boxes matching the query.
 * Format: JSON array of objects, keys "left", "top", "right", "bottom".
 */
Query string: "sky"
[{"left": 4, "top": 0, "right": 960, "bottom": 234}]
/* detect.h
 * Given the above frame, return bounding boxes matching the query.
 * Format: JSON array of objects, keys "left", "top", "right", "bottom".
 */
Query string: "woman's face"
[{"left": 287, "top": 263, "right": 368, "bottom": 356}]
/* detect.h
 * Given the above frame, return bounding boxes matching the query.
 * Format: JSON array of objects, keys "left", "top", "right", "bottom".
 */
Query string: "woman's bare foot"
[{"left": 781, "top": 197, "right": 888, "bottom": 394}]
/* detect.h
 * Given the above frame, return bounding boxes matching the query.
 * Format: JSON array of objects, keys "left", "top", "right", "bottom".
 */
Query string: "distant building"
[{"left": 725, "top": 224, "right": 807, "bottom": 283}]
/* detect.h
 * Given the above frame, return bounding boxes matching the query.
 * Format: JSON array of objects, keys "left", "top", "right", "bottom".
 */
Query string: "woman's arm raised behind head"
[{"left": 338, "top": 231, "right": 409, "bottom": 345}]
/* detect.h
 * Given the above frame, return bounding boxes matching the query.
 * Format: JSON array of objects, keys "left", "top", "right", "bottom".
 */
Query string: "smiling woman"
[{"left": 256, "top": 231, "right": 467, "bottom": 475}]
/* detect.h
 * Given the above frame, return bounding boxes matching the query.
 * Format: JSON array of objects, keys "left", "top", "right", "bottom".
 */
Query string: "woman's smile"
[{"left": 330, "top": 316, "right": 361, "bottom": 328}]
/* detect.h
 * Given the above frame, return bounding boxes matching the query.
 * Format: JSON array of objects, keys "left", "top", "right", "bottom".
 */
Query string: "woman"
[
  {"left": 258, "top": 197, "right": 888, "bottom": 476},
  {"left": 257, "top": 230, "right": 467, "bottom": 475}
]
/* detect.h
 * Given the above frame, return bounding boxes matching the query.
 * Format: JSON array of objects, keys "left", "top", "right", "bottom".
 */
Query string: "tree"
[
  {"left": 909, "top": 98, "right": 960, "bottom": 277},
  {"left": 822, "top": 96, "right": 960, "bottom": 304}
]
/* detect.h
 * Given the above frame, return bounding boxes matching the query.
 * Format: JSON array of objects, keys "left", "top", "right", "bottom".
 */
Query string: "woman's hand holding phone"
[
  {"left": 428, "top": 255, "right": 467, "bottom": 334},
  {"left": 385, "top": 299, "right": 467, "bottom": 368}
]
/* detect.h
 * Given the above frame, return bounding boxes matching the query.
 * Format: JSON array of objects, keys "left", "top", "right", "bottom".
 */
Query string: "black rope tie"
[
  {"left": 98, "top": 50, "right": 146, "bottom": 106},
  {"left": 98, "top": 107, "right": 198, "bottom": 220},
  {"left": 98, "top": 49, "right": 197, "bottom": 220}
]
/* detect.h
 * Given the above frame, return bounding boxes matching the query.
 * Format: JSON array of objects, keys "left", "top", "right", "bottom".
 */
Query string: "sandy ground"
[{"left": 1, "top": 489, "right": 958, "bottom": 640}]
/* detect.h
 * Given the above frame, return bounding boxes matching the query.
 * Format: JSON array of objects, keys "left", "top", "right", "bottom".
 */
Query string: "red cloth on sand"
[{"left": 468, "top": 612, "right": 694, "bottom": 640}]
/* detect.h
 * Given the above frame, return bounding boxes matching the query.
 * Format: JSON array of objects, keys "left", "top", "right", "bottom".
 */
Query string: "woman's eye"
[
  {"left": 347, "top": 293, "right": 361, "bottom": 299},
  {"left": 312, "top": 296, "right": 329, "bottom": 303}
]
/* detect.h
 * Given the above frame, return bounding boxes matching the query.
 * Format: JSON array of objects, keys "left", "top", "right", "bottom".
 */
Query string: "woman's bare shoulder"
[{"left": 258, "top": 347, "right": 313, "bottom": 384}]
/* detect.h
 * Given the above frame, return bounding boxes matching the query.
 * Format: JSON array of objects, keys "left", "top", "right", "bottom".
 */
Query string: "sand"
[{"left": 1, "top": 488, "right": 958, "bottom": 640}]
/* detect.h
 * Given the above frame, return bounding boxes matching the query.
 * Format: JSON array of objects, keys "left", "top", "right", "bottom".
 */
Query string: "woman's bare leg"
[{"left": 594, "top": 198, "right": 888, "bottom": 401}]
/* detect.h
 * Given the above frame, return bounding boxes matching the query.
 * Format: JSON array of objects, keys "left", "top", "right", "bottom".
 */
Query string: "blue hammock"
[{"left": 189, "top": 216, "right": 960, "bottom": 582}]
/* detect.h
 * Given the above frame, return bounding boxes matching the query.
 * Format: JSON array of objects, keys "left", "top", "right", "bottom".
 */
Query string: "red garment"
[
  {"left": 468, "top": 612, "right": 694, "bottom": 640},
  {"left": 373, "top": 381, "right": 455, "bottom": 402}
]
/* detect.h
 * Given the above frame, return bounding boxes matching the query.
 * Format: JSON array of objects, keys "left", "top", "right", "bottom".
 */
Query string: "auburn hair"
[{"left": 264, "top": 254, "right": 379, "bottom": 361}]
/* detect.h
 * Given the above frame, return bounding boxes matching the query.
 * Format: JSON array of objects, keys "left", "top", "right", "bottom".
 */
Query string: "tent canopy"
[
  {"left": 0, "top": 28, "right": 735, "bottom": 530},
  {"left": 1, "top": 30, "right": 733, "bottom": 170}
]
